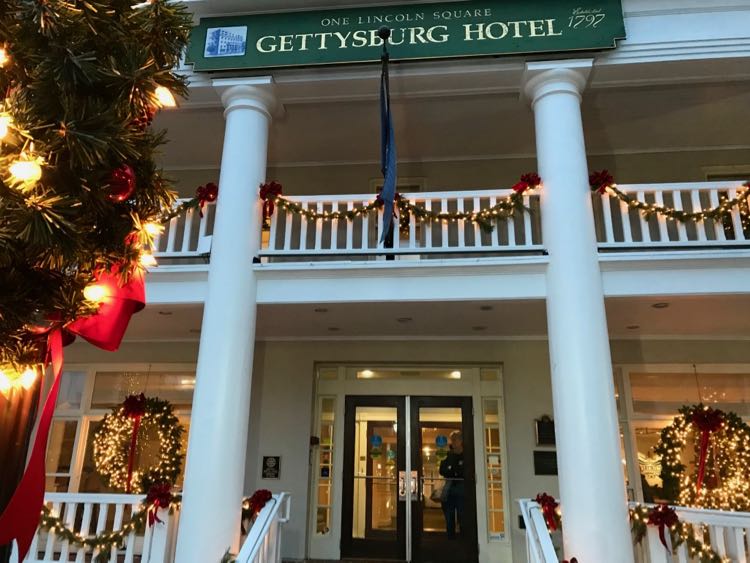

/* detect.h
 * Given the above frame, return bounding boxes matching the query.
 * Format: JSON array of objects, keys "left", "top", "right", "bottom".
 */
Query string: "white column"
[
  {"left": 175, "top": 77, "right": 276, "bottom": 563},
  {"left": 524, "top": 61, "right": 634, "bottom": 563}
]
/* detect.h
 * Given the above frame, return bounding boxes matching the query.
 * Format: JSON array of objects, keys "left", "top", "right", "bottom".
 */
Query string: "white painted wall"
[{"left": 65, "top": 337, "right": 750, "bottom": 561}]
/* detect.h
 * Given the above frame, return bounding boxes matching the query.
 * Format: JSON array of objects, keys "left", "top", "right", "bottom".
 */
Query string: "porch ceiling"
[{"left": 122, "top": 294, "right": 750, "bottom": 342}]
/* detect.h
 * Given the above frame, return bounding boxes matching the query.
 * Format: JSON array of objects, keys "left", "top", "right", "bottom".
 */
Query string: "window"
[
  {"left": 315, "top": 396, "right": 336, "bottom": 535},
  {"left": 482, "top": 398, "right": 506, "bottom": 540},
  {"left": 45, "top": 366, "right": 194, "bottom": 493}
]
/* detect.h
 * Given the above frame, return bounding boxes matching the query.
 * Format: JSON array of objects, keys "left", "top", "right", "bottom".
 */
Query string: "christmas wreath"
[
  {"left": 93, "top": 394, "right": 184, "bottom": 494},
  {"left": 655, "top": 404, "right": 750, "bottom": 511}
]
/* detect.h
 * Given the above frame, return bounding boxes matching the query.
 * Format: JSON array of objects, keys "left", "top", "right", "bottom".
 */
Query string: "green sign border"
[{"left": 187, "top": 0, "right": 625, "bottom": 72}]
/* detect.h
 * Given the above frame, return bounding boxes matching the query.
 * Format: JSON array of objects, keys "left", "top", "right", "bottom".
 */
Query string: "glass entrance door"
[{"left": 341, "top": 396, "right": 477, "bottom": 562}]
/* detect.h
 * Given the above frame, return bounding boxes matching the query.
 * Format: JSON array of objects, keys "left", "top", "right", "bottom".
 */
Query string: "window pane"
[
  {"left": 46, "top": 420, "right": 78, "bottom": 474},
  {"left": 630, "top": 372, "right": 750, "bottom": 416},
  {"left": 56, "top": 371, "right": 86, "bottom": 410},
  {"left": 91, "top": 371, "right": 195, "bottom": 409},
  {"left": 634, "top": 426, "right": 666, "bottom": 503},
  {"left": 316, "top": 397, "right": 335, "bottom": 535},
  {"left": 482, "top": 398, "right": 505, "bottom": 540},
  {"left": 45, "top": 476, "right": 70, "bottom": 492}
]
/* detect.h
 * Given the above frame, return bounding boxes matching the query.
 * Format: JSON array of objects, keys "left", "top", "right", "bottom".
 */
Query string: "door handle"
[{"left": 410, "top": 470, "right": 418, "bottom": 499}]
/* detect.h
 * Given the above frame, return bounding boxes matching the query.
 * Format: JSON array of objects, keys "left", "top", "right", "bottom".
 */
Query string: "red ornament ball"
[{"left": 107, "top": 165, "right": 136, "bottom": 203}]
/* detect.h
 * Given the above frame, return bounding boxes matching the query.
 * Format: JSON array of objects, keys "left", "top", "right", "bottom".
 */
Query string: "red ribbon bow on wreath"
[
  {"left": 534, "top": 493, "right": 559, "bottom": 532},
  {"left": 260, "top": 181, "right": 283, "bottom": 224},
  {"left": 145, "top": 483, "right": 174, "bottom": 527},
  {"left": 589, "top": 170, "right": 615, "bottom": 194},
  {"left": 196, "top": 182, "right": 218, "bottom": 218},
  {"left": 647, "top": 504, "right": 678, "bottom": 551},
  {"left": 512, "top": 172, "right": 542, "bottom": 194},
  {"left": 691, "top": 407, "right": 723, "bottom": 493}
]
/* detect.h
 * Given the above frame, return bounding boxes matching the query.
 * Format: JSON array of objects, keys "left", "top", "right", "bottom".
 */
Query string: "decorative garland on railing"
[
  {"left": 36, "top": 487, "right": 273, "bottom": 563},
  {"left": 590, "top": 170, "right": 750, "bottom": 224},
  {"left": 630, "top": 504, "right": 728, "bottom": 563},
  {"left": 259, "top": 173, "right": 542, "bottom": 233},
  {"left": 533, "top": 493, "right": 727, "bottom": 563}
]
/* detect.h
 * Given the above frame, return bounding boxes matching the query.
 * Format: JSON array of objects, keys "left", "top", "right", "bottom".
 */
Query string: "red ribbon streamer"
[
  {"left": 691, "top": 407, "right": 723, "bottom": 493},
  {"left": 0, "top": 330, "right": 64, "bottom": 559},
  {"left": 0, "top": 269, "right": 145, "bottom": 560}
]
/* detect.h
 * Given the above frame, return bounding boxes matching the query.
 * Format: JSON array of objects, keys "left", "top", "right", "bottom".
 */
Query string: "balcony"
[{"left": 154, "top": 181, "right": 749, "bottom": 265}]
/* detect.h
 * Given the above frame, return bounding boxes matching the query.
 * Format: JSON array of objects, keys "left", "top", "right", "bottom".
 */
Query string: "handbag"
[{"left": 430, "top": 480, "right": 451, "bottom": 503}]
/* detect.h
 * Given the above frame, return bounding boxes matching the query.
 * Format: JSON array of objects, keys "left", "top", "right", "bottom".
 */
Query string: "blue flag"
[{"left": 379, "top": 54, "right": 397, "bottom": 243}]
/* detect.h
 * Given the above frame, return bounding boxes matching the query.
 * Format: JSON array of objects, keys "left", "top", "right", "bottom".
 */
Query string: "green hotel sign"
[{"left": 186, "top": 0, "right": 625, "bottom": 72}]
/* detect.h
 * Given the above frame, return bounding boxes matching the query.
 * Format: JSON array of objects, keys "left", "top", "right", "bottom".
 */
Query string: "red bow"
[
  {"left": 691, "top": 407, "right": 723, "bottom": 493},
  {"left": 247, "top": 489, "right": 273, "bottom": 517},
  {"left": 196, "top": 182, "right": 218, "bottom": 218},
  {"left": 512, "top": 172, "right": 542, "bottom": 194},
  {"left": 589, "top": 170, "right": 615, "bottom": 194},
  {"left": 145, "top": 483, "right": 173, "bottom": 527},
  {"left": 259, "top": 182, "right": 283, "bottom": 224},
  {"left": 0, "top": 268, "right": 145, "bottom": 560},
  {"left": 647, "top": 504, "right": 678, "bottom": 551},
  {"left": 534, "top": 493, "right": 559, "bottom": 532}
]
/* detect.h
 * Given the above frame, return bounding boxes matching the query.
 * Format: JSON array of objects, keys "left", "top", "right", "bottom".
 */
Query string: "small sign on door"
[{"left": 262, "top": 456, "right": 281, "bottom": 479}]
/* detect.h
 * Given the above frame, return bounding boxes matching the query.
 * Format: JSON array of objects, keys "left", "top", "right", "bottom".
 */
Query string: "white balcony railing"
[
  {"left": 153, "top": 200, "right": 215, "bottom": 260},
  {"left": 21, "top": 493, "right": 179, "bottom": 563},
  {"left": 235, "top": 493, "right": 291, "bottom": 563},
  {"left": 632, "top": 503, "right": 750, "bottom": 563},
  {"left": 261, "top": 189, "right": 543, "bottom": 258},
  {"left": 594, "top": 182, "right": 749, "bottom": 249},
  {"left": 154, "top": 182, "right": 749, "bottom": 263},
  {"left": 518, "top": 499, "right": 558, "bottom": 563}
]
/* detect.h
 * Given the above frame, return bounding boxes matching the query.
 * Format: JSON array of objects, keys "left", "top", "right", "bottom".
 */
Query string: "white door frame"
[{"left": 307, "top": 364, "right": 512, "bottom": 563}]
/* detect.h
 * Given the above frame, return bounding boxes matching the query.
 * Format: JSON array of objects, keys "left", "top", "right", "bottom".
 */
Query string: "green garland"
[
  {"left": 629, "top": 504, "right": 727, "bottom": 563},
  {"left": 265, "top": 173, "right": 541, "bottom": 234},
  {"left": 590, "top": 170, "right": 750, "bottom": 224},
  {"left": 38, "top": 496, "right": 180, "bottom": 563}
]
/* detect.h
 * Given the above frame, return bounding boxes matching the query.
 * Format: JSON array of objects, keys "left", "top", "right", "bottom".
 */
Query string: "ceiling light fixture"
[
  {"left": 396, "top": 317, "right": 413, "bottom": 323},
  {"left": 626, "top": 325, "right": 640, "bottom": 330},
  {"left": 314, "top": 308, "right": 328, "bottom": 313},
  {"left": 480, "top": 305, "right": 493, "bottom": 311},
  {"left": 472, "top": 326, "right": 487, "bottom": 331},
  {"left": 652, "top": 302, "right": 670, "bottom": 309}
]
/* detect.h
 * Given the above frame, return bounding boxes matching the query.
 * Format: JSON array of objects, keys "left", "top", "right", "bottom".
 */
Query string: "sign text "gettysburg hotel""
[{"left": 257, "top": 9, "right": 565, "bottom": 53}]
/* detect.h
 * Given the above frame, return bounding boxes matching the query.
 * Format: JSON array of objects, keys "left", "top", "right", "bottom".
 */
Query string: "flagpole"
[{"left": 377, "top": 26, "right": 397, "bottom": 255}]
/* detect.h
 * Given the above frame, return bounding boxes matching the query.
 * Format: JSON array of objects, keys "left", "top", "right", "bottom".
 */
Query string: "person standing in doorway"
[{"left": 439, "top": 430, "right": 465, "bottom": 537}]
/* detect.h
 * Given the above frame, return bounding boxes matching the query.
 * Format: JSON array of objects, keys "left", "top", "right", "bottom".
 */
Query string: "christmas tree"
[
  {"left": 0, "top": 0, "right": 190, "bottom": 371},
  {"left": 0, "top": 2, "right": 191, "bottom": 559}
]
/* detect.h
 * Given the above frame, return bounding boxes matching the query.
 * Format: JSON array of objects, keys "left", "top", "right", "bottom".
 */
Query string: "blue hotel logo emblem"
[{"left": 204, "top": 26, "right": 248, "bottom": 58}]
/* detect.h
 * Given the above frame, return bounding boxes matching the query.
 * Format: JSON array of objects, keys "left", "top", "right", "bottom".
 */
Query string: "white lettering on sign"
[{"left": 256, "top": 19, "right": 563, "bottom": 54}]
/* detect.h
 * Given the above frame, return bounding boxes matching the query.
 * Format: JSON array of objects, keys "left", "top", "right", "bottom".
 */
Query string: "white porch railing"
[
  {"left": 632, "top": 503, "right": 750, "bottom": 563},
  {"left": 235, "top": 493, "right": 291, "bottom": 563},
  {"left": 152, "top": 200, "right": 215, "bottom": 260},
  {"left": 594, "top": 181, "right": 749, "bottom": 249},
  {"left": 153, "top": 182, "right": 749, "bottom": 262},
  {"left": 261, "top": 189, "right": 543, "bottom": 258},
  {"left": 518, "top": 499, "right": 559, "bottom": 563},
  {"left": 22, "top": 493, "right": 179, "bottom": 563}
]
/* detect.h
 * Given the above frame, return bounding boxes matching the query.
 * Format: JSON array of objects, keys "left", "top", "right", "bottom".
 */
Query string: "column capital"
[
  {"left": 212, "top": 76, "right": 281, "bottom": 119},
  {"left": 522, "top": 59, "right": 593, "bottom": 107}
]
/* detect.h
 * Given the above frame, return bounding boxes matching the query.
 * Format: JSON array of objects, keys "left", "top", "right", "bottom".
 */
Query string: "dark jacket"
[{"left": 439, "top": 450, "right": 464, "bottom": 479}]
